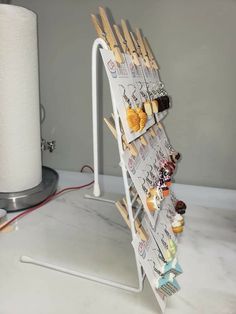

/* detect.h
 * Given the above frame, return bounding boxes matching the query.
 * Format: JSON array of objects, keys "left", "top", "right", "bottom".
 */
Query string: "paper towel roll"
[{"left": 0, "top": 4, "right": 42, "bottom": 192}]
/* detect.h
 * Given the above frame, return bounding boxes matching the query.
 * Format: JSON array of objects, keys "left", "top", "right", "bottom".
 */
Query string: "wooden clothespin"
[
  {"left": 104, "top": 116, "right": 138, "bottom": 156},
  {"left": 130, "top": 31, "right": 142, "bottom": 57},
  {"left": 116, "top": 200, "right": 148, "bottom": 241},
  {"left": 139, "top": 135, "right": 148, "bottom": 146},
  {"left": 113, "top": 24, "right": 130, "bottom": 54},
  {"left": 91, "top": 14, "right": 109, "bottom": 46},
  {"left": 135, "top": 29, "right": 152, "bottom": 69},
  {"left": 149, "top": 126, "right": 157, "bottom": 137},
  {"left": 98, "top": 7, "right": 123, "bottom": 64},
  {"left": 121, "top": 20, "right": 140, "bottom": 66},
  {"left": 143, "top": 36, "right": 159, "bottom": 70}
]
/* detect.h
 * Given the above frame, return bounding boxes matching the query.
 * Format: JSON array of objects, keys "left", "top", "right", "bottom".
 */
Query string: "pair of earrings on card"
[{"left": 120, "top": 84, "right": 147, "bottom": 133}]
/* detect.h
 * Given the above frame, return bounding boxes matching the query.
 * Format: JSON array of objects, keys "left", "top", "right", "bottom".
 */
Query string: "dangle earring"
[
  {"left": 161, "top": 223, "right": 177, "bottom": 257},
  {"left": 160, "top": 233, "right": 173, "bottom": 262},
  {"left": 155, "top": 82, "right": 171, "bottom": 112},
  {"left": 128, "top": 84, "right": 147, "bottom": 131},
  {"left": 120, "top": 84, "right": 140, "bottom": 132},
  {"left": 138, "top": 81, "right": 153, "bottom": 116},
  {"left": 147, "top": 82, "right": 159, "bottom": 114},
  {"left": 160, "top": 161, "right": 173, "bottom": 187},
  {"left": 158, "top": 168, "right": 170, "bottom": 197},
  {"left": 139, "top": 177, "right": 163, "bottom": 212}
]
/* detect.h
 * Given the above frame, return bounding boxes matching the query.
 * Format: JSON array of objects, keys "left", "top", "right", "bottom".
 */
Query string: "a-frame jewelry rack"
[{"left": 21, "top": 9, "right": 185, "bottom": 314}]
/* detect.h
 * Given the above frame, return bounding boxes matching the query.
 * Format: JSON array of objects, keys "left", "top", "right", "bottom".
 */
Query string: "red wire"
[{"left": 0, "top": 175, "right": 94, "bottom": 232}]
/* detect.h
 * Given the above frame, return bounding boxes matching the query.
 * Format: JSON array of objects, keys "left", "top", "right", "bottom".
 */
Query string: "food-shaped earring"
[
  {"left": 158, "top": 170, "right": 170, "bottom": 197},
  {"left": 160, "top": 166, "right": 172, "bottom": 187},
  {"left": 120, "top": 84, "right": 140, "bottom": 132},
  {"left": 136, "top": 107, "right": 147, "bottom": 131},
  {"left": 156, "top": 95, "right": 170, "bottom": 112},
  {"left": 128, "top": 84, "right": 147, "bottom": 131},
  {"left": 161, "top": 257, "right": 183, "bottom": 277},
  {"left": 151, "top": 99, "right": 159, "bottom": 113},
  {"left": 171, "top": 220, "right": 184, "bottom": 234},
  {"left": 175, "top": 200, "right": 187, "bottom": 215},
  {"left": 160, "top": 234, "right": 173, "bottom": 263},
  {"left": 138, "top": 81, "right": 153, "bottom": 116},
  {"left": 161, "top": 223, "right": 177, "bottom": 257},
  {"left": 166, "top": 161, "right": 176, "bottom": 173},
  {"left": 146, "top": 189, "right": 163, "bottom": 212},
  {"left": 174, "top": 213, "right": 184, "bottom": 226},
  {"left": 170, "top": 152, "right": 181, "bottom": 163},
  {"left": 155, "top": 273, "right": 181, "bottom": 297},
  {"left": 146, "top": 82, "right": 159, "bottom": 114},
  {"left": 140, "top": 177, "right": 163, "bottom": 212},
  {"left": 168, "top": 239, "right": 177, "bottom": 256}
]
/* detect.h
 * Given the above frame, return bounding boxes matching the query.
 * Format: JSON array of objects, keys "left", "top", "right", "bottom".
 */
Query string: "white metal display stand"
[
  {"left": 21, "top": 38, "right": 145, "bottom": 293},
  {"left": 85, "top": 37, "right": 145, "bottom": 292}
]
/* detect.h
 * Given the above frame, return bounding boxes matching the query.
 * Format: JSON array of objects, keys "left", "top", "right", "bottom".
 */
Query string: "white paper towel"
[{"left": 0, "top": 4, "right": 42, "bottom": 192}]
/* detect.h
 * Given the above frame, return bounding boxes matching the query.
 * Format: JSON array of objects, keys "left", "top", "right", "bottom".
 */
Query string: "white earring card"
[{"left": 100, "top": 48, "right": 185, "bottom": 312}]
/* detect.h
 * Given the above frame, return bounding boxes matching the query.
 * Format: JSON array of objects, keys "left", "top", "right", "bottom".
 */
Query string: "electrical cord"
[{"left": 0, "top": 166, "right": 94, "bottom": 232}]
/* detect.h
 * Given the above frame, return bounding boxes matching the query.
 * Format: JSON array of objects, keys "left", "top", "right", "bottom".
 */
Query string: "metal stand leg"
[{"left": 20, "top": 255, "right": 144, "bottom": 293}]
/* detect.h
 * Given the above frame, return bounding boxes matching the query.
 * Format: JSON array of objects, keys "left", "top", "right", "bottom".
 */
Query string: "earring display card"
[{"left": 100, "top": 49, "right": 156, "bottom": 142}]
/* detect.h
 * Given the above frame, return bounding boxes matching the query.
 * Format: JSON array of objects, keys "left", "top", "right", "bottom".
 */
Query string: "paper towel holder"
[{"left": 0, "top": 166, "right": 59, "bottom": 213}]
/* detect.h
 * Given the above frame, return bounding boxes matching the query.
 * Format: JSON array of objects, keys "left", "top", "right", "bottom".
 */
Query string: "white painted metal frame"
[
  {"left": 21, "top": 38, "right": 144, "bottom": 293},
  {"left": 90, "top": 38, "right": 144, "bottom": 292}
]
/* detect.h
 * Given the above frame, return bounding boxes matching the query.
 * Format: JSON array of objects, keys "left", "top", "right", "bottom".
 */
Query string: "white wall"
[{"left": 12, "top": 0, "right": 236, "bottom": 189}]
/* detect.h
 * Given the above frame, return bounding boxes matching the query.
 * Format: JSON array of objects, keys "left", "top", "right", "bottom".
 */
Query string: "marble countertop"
[{"left": 0, "top": 170, "right": 236, "bottom": 314}]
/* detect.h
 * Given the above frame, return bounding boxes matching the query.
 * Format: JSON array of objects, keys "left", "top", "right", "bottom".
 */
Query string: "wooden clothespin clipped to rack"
[
  {"left": 149, "top": 126, "right": 157, "bottom": 137},
  {"left": 116, "top": 200, "right": 148, "bottom": 241},
  {"left": 91, "top": 13, "right": 109, "bottom": 46},
  {"left": 91, "top": 8, "right": 123, "bottom": 64},
  {"left": 127, "top": 31, "right": 153, "bottom": 116},
  {"left": 139, "top": 135, "right": 148, "bottom": 146},
  {"left": 104, "top": 116, "right": 138, "bottom": 156},
  {"left": 135, "top": 31, "right": 160, "bottom": 114},
  {"left": 113, "top": 24, "right": 130, "bottom": 54},
  {"left": 121, "top": 19, "right": 140, "bottom": 66},
  {"left": 135, "top": 29, "right": 152, "bottom": 69},
  {"left": 143, "top": 36, "right": 159, "bottom": 70},
  {"left": 99, "top": 7, "right": 123, "bottom": 64}
]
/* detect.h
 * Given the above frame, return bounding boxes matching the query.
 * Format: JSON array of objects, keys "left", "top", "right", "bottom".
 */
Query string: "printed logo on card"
[
  {"left": 138, "top": 241, "right": 146, "bottom": 259},
  {"left": 107, "top": 60, "right": 117, "bottom": 78},
  {"left": 128, "top": 156, "right": 136, "bottom": 175},
  {"left": 129, "top": 62, "right": 136, "bottom": 77}
]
